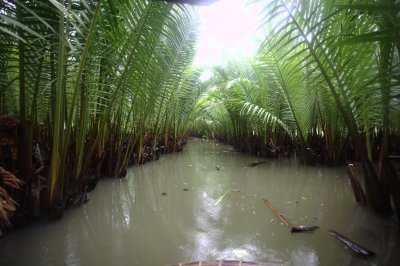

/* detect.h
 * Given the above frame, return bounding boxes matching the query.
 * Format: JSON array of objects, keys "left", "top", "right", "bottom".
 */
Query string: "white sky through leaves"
[{"left": 193, "top": 0, "right": 265, "bottom": 67}]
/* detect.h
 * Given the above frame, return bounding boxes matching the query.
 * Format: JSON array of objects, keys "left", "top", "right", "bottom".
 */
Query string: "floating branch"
[
  {"left": 262, "top": 198, "right": 290, "bottom": 227},
  {"left": 215, "top": 187, "right": 232, "bottom": 205},
  {"left": 262, "top": 198, "right": 320, "bottom": 233}
]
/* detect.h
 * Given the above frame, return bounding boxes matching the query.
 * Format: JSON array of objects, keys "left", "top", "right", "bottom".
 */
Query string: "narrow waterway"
[{"left": 0, "top": 139, "right": 398, "bottom": 266}]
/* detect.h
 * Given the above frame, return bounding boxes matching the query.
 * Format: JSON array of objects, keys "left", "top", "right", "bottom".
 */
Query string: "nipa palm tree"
[{"left": 0, "top": 0, "right": 199, "bottom": 221}]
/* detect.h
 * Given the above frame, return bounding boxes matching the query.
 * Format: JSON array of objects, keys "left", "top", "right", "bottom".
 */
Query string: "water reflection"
[
  {"left": 0, "top": 139, "right": 398, "bottom": 266},
  {"left": 290, "top": 247, "right": 319, "bottom": 266}
]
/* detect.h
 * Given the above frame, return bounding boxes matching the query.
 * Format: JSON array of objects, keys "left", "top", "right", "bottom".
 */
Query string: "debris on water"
[
  {"left": 188, "top": 164, "right": 192, "bottom": 167},
  {"left": 291, "top": 225, "right": 320, "bottom": 233},
  {"left": 301, "top": 196, "right": 307, "bottom": 200},
  {"left": 328, "top": 229, "right": 376, "bottom": 257},
  {"left": 287, "top": 201, "right": 292, "bottom": 204},
  {"left": 253, "top": 211, "right": 256, "bottom": 215},
  {"left": 233, "top": 189, "right": 241, "bottom": 192},
  {"left": 183, "top": 188, "right": 189, "bottom": 191},
  {"left": 161, "top": 192, "right": 167, "bottom": 196},
  {"left": 215, "top": 187, "right": 232, "bottom": 205},
  {"left": 216, "top": 166, "right": 220, "bottom": 170},
  {"left": 320, "top": 203, "right": 324, "bottom": 207},
  {"left": 296, "top": 201, "right": 299, "bottom": 204},
  {"left": 248, "top": 161, "right": 267, "bottom": 167},
  {"left": 270, "top": 219, "right": 274, "bottom": 223}
]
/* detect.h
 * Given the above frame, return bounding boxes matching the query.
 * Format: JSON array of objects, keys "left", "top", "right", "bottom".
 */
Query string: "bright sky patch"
[{"left": 193, "top": 0, "right": 264, "bottom": 66}]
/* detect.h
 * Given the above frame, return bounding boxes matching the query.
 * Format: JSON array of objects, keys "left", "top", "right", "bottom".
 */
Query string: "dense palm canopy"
[
  {"left": 0, "top": 0, "right": 399, "bottom": 232},
  {"left": 0, "top": 0, "right": 204, "bottom": 228},
  {"left": 192, "top": 0, "right": 400, "bottom": 218}
]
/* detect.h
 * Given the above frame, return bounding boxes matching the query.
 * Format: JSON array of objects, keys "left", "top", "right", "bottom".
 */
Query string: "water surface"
[{"left": 0, "top": 139, "right": 398, "bottom": 266}]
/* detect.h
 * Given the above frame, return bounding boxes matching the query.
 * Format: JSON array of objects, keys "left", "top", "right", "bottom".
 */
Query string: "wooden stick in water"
[
  {"left": 262, "top": 198, "right": 290, "bottom": 227},
  {"left": 215, "top": 188, "right": 232, "bottom": 205}
]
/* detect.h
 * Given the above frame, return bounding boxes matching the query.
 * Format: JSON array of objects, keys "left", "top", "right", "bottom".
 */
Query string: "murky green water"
[{"left": 0, "top": 139, "right": 398, "bottom": 266}]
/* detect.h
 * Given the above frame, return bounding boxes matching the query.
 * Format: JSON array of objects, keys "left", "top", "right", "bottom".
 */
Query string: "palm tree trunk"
[
  {"left": 49, "top": 0, "right": 67, "bottom": 209},
  {"left": 377, "top": 20, "right": 395, "bottom": 216}
]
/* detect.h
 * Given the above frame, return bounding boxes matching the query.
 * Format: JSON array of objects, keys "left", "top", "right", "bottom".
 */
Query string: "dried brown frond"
[
  {"left": 0, "top": 167, "right": 24, "bottom": 189},
  {"left": 0, "top": 167, "right": 22, "bottom": 234},
  {"left": 0, "top": 187, "right": 17, "bottom": 229}
]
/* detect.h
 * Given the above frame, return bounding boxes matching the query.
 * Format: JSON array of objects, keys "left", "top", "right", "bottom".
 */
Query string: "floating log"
[
  {"left": 262, "top": 198, "right": 290, "bottom": 227},
  {"left": 345, "top": 163, "right": 367, "bottom": 205},
  {"left": 328, "top": 229, "right": 376, "bottom": 257},
  {"left": 291, "top": 225, "right": 320, "bottom": 233},
  {"left": 248, "top": 161, "right": 267, "bottom": 167},
  {"left": 170, "top": 260, "right": 283, "bottom": 266}
]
